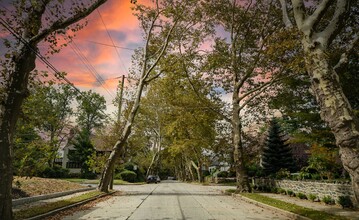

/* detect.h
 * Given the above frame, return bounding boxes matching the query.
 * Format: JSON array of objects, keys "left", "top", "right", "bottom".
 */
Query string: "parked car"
[{"left": 147, "top": 175, "right": 158, "bottom": 184}]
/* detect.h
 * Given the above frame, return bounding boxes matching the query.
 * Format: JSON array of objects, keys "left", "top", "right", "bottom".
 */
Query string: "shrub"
[
  {"left": 286, "top": 190, "right": 294, "bottom": 196},
  {"left": 247, "top": 164, "right": 264, "bottom": 177},
  {"left": 271, "top": 187, "right": 279, "bottom": 194},
  {"left": 114, "top": 173, "right": 122, "bottom": 180},
  {"left": 278, "top": 188, "right": 286, "bottom": 195},
  {"left": 322, "top": 195, "right": 335, "bottom": 205},
  {"left": 337, "top": 196, "right": 353, "bottom": 209},
  {"left": 275, "top": 169, "right": 291, "bottom": 179},
  {"left": 297, "top": 192, "right": 307, "bottom": 200},
  {"left": 308, "top": 194, "right": 317, "bottom": 202},
  {"left": 39, "top": 165, "right": 69, "bottom": 178},
  {"left": 123, "top": 162, "right": 135, "bottom": 171},
  {"left": 217, "top": 171, "right": 228, "bottom": 178},
  {"left": 119, "top": 170, "right": 137, "bottom": 182}
]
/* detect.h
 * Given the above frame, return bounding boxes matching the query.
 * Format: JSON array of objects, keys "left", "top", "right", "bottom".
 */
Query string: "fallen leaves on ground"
[
  {"left": 45, "top": 191, "right": 122, "bottom": 220},
  {"left": 12, "top": 177, "right": 86, "bottom": 199}
]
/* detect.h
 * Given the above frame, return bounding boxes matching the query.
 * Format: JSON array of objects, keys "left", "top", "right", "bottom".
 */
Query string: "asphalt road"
[{"left": 62, "top": 181, "right": 290, "bottom": 220}]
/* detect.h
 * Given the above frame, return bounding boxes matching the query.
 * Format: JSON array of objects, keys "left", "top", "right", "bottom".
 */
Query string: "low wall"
[{"left": 252, "top": 178, "right": 354, "bottom": 202}]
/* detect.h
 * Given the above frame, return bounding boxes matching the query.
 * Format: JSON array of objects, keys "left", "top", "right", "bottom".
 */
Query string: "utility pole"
[
  {"left": 110, "top": 75, "right": 125, "bottom": 190},
  {"left": 117, "top": 75, "right": 125, "bottom": 122}
]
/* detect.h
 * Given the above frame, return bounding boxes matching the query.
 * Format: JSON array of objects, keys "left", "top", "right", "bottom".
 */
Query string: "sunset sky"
[
  {"left": 1, "top": 0, "right": 148, "bottom": 115},
  {"left": 46, "top": 0, "right": 143, "bottom": 114}
]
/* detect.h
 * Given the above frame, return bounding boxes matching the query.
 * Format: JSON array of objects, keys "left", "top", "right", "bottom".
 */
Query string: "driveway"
[{"left": 62, "top": 181, "right": 290, "bottom": 220}]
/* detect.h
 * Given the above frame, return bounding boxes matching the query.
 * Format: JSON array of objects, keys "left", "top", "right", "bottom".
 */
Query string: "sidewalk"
[
  {"left": 12, "top": 189, "right": 98, "bottom": 212},
  {"left": 259, "top": 193, "right": 359, "bottom": 220}
]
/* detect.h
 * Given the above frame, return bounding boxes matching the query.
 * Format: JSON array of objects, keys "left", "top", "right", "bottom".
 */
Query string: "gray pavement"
[{"left": 61, "top": 181, "right": 290, "bottom": 220}]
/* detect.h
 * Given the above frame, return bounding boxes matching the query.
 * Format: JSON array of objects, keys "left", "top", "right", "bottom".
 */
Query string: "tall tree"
[
  {"left": 203, "top": 0, "right": 287, "bottom": 192},
  {"left": 137, "top": 70, "right": 219, "bottom": 182},
  {"left": 279, "top": 0, "right": 359, "bottom": 203},
  {"left": 68, "top": 130, "right": 96, "bottom": 179},
  {"left": 76, "top": 90, "right": 107, "bottom": 135},
  {"left": 0, "top": 0, "right": 108, "bottom": 218},
  {"left": 262, "top": 118, "right": 294, "bottom": 176},
  {"left": 98, "top": 0, "right": 204, "bottom": 192},
  {"left": 22, "top": 83, "right": 76, "bottom": 167}
]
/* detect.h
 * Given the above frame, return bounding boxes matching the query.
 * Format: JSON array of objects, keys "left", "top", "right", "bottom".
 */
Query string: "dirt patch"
[{"left": 12, "top": 177, "right": 86, "bottom": 199}]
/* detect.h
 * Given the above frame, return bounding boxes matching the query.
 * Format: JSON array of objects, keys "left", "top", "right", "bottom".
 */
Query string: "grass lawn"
[
  {"left": 14, "top": 191, "right": 104, "bottom": 219},
  {"left": 241, "top": 193, "right": 349, "bottom": 220}
]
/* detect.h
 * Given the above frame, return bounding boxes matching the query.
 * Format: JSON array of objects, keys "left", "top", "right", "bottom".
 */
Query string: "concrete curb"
[
  {"left": 24, "top": 191, "right": 116, "bottom": 220},
  {"left": 232, "top": 193, "right": 311, "bottom": 220},
  {"left": 13, "top": 186, "right": 96, "bottom": 206}
]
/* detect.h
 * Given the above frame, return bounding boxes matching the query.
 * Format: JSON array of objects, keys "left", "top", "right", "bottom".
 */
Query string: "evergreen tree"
[
  {"left": 262, "top": 118, "right": 294, "bottom": 176},
  {"left": 68, "top": 130, "right": 96, "bottom": 179}
]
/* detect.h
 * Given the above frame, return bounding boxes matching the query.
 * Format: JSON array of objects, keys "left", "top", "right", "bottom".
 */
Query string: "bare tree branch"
[
  {"left": 143, "top": 19, "right": 179, "bottom": 80},
  {"left": 306, "top": 0, "right": 334, "bottom": 32},
  {"left": 291, "top": 0, "right": 306, "bottom": 30},
  {"left": 238, "top": 77, "right": 281, "bottom": 111},
  {"left": 334, "top": 34, "right": 359, "bottom": 70},
  {"left": 279, "top": 0, "right": 293, "bottom": 28},
  {"left": 144, "top": 69, "right": 164, "bottom": 84},
  {"left": 317, "top": 0, "right": 351, "bottom": 48}
]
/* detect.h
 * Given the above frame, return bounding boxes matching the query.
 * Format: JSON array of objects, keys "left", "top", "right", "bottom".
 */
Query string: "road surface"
[{"left": 62, "top": 181, "right": 290, "bottom": 220}]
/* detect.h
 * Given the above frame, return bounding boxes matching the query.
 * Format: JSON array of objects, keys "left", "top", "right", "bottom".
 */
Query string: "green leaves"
[{"left": 76, "top": 90, "right": 107, "bottom": 134}]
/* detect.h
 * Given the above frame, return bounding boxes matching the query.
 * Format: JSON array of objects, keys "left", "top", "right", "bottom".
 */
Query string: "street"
[{"left": 61, "top": 181, "right": 290, "bottom": 220}]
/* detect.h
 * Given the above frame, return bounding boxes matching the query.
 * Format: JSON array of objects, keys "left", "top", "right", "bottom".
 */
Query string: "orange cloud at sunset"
[{"left": 32, "top": 0, "right": 149, "bottom": 114}]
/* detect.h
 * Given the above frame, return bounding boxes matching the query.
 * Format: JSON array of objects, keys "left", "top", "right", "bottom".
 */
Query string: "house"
[{"left": 55, "top": 133, "right": 112, "bottom": 174}]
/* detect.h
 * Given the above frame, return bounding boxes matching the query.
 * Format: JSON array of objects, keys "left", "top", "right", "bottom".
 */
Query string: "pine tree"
[
  {"left": 262, "top": 118, "right": 294, "bottom": 176},
  {"left": 68, "top": 130, "right": 96, "bottom": 179}
]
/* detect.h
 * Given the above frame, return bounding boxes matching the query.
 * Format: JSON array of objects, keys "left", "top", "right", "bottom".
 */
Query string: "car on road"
[{"left": 147, "top": 175, "right": 159, "bottom": 184}]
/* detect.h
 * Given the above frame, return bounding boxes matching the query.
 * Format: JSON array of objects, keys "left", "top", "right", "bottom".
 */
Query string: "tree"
[
  {"left": 13, "top": 118, "right": 50, "bottom": 177},
  {"left": 76, "top": 90, "right": 107, "bottom": 135},
  {"left": 203, "top": 0, "right": 287, "bottom": 192},
  {"left": 0, "top": 1, "right": 109, "bottom": 218},
  {"left": 22, "top": 83, "right": 76, "bottom": 167},
  {"left": 279, "top": 0, "right": 359, "bottom": 203},
  {"left": 262, "top": 118, "right": 294, "bottom": 176},
  {"left": 98, "top": 0, "right": 201, "bottom": 191},
  {"left": 138, "top": 70, "right": 219, "bottom": 182},
  {"left": 68, "top": 130, "right": 96, "bottom": 179}
]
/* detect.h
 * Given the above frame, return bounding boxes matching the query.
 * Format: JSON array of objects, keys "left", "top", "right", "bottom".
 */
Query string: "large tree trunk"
[
  {"left": 0, "top": 2, "right": 109, "bottom": 218},
  {"left": 303, "top": 44, "right": 359, "bottom": 203},
  {"left": 279, "top": 0, "right": 358, "bottom": 203},
  {"left": 0, "top": 44, "right": 36, "bottom": 219},
  {"left": 232, "top": 104, "right": 250, "bottom": 192},
  {"left": 98, "top": 79, "right": 144, "bottom": 192}
]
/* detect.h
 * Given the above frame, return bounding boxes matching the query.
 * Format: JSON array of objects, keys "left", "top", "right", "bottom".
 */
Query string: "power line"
[
  {"left": 69, "top": 40, "right": 116, "bottom": 99},
  {"left": 34, "top": 0, "right": 116, "bottom": 100},
  {"left": 97, "top": 9, "right": 129, "bottom": 75},
  {"left": 86, "top": 40, "right": 135, "bottom": 51},
  {"left": 0, "top": 17, "right": 80, "bottom": 92},
  {"left": 0, "top": 17, "right": 111, "bottom": 116}
]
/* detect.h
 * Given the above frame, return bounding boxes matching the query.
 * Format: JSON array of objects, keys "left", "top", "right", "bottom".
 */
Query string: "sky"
[
  {"left": 1, "top": 0, "right": 147, "bottom": 115},
  {"left": 46, "top": 0, "right": 143, "bottom": 114}
]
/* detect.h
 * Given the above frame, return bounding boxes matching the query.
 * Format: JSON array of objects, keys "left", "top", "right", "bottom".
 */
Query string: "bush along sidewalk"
[
  {"left": 254, "top": 185, "right": 357, "bottom": 209},
  {"left": 240, "top": 193, "right": 349, "bottom": 220}
]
